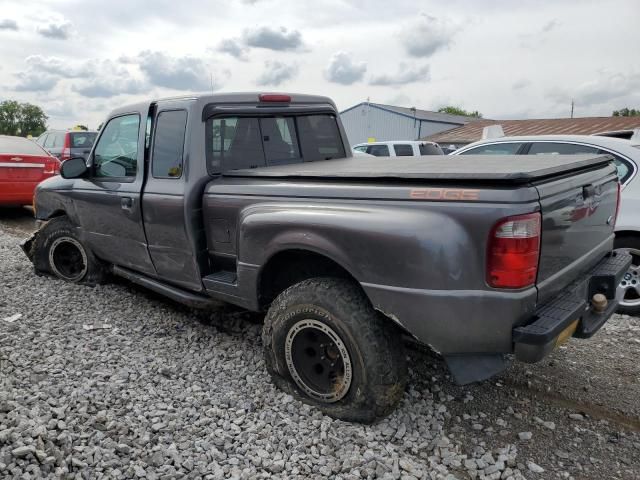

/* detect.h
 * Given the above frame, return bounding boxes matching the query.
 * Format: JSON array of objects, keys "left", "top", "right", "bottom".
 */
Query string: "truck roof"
[
  {"left": 224, "top": 154, "right": 614, "bottom": 183},
  {"left": 108, "top": 92, "right": 337, "bottom": 117}
]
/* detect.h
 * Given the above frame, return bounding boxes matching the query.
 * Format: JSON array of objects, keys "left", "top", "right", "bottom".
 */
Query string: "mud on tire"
[
  {"left": 32, "top": 216, "right": 105, "bottom": 285},
  {"left": 262, "top": 277, "right": 407, "bottom": 423}
]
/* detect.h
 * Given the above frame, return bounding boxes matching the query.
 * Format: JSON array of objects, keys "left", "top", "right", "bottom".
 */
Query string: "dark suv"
[{"left": 35, "top": 130, "right": 97, "bottom": 161}]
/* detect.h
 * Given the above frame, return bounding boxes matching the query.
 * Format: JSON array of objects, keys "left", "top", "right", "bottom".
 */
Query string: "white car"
[
  {"left": 453, "top": 134, "right": 640, "bottom": 315},
  {"left": 353, "top": 140, "right": 443, "bottom": 157}
]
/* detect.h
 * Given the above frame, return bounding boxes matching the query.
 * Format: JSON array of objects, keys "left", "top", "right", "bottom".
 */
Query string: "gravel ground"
[{"left": 0, "top": 211, "right": 639, "bottom": 480}]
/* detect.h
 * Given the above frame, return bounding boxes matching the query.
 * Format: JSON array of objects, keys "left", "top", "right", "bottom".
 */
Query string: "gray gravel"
[{"left": 1, "top": 214, "right": 639, "bottom": 479}]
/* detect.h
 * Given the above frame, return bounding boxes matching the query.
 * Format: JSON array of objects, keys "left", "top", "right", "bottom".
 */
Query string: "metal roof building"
[
  {"left": 340, "top": 102, "right": 479, "bottom": 145},
  {"left": 424, "top": 116, "right": 640, "bottom": 148}
]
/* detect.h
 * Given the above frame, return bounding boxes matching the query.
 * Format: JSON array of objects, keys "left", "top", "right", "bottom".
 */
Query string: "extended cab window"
[
  {"left": 152, "top": 110, "right": 187, "bottom": 178},
  {"left": 93, "top": 114, "right": 140, "bottom": 179},
  {"left": 419, "top": 143, "right": 444, "bottom": 155},
  {"left": 207, "top": 114, "right": 345, "bottom": 173}
]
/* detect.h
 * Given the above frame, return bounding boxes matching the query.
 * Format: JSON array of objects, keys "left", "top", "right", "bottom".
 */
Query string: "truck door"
[
  {"left": 140, "top": 108, "right": 205, "bottom": 291},
  {"left": 70, "top": 111, "right": 156, "bottom": 275}
]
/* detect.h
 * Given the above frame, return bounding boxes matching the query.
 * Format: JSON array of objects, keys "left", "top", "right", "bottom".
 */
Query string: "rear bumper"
[{"left": 513, "top": 250, "right": 632, "bottom": 362}]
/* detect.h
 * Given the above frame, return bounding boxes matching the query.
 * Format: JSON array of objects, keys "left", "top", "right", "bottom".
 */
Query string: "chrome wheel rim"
[
  {"left": 284, "top": 319, "right": 352, "bottom": 403},
  {"left": 617, "top": 248, "right": 640, "bottom": 307},
  {"left": 49, "top": 237, "right": 88, "bottom": 282}
]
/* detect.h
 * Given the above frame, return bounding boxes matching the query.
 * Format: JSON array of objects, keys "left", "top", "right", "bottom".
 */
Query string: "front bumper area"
[{"left": 513, "top": 250, "right": 632, "bottom": 363}]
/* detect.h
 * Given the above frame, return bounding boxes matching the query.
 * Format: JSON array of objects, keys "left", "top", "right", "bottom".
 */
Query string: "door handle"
[{"left": 121, "top": 197, "right": 133, "bottom": 209}]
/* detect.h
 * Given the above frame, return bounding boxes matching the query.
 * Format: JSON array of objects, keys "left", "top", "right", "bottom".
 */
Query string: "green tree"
[
  {"left": 437, "top": 106, "right": 483, "bottom": 118},
  {"left": 612, "top": 108, "right": 640, "bottom": 117},
  {"left": 0, "top": 100, "right": 48, "bottom": 137},
  {"left": 74, "top": 124, "right": 88, "bottom": 131}
]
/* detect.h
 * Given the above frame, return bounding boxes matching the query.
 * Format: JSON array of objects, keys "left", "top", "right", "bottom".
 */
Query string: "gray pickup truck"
[{"left": 23, "top": 93, "right": 630, "bottom": 422}]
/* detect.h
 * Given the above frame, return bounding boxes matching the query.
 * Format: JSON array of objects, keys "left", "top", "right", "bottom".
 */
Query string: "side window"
[
  {"left": 528, "top": 142, "right": 598, "bottom": 155},
  {"left": 419, "top": 143, "right": 444, "bottom": 155},
  {"left": 210, "top": 117, "right": 266, "bottom": 171},
  {"left": 459, "top": 143, "right": 522, "bottom": 155},
  {"left": 261, "top": 117, "right": 300, "bottom": 165},
  {"left": 44, "top": 134, "right": 55, "bottom": 148},
  {"left": 394, "top": 144, "right": 414, "bottom": 156},
  {"left": 36, "top": 134, "right": 47, "bottom": 146},
  {"left": 55, "top": 133, "right": 66, "bottom": 147},
  {"left": 598, "top": 150, "right": 633, "bottom": 184},
  {"left": 353, "top": 145, "right": 367, "bottom": 152},
  {"left": 366, "top": 145, "right": 390, "bottom": 157},
  {"left": 152, "top": 110, "right": 187, "bottom": 178},
  {"left": 93, "top": 114, "right": 140, "bottom": 179}
]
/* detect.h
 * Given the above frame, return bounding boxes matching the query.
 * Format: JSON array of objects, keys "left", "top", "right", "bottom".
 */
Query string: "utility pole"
[
  {"left": 210, "top": 73, "right": 215, "bottom": 94},
  {"left": 570, "top": 99, "right": 574, "bottom": 118}
]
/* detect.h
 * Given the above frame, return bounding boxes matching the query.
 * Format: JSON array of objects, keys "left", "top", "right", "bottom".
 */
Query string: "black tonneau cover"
[{"left": 224, "top": 154, "right": 613, "bottom": 183}]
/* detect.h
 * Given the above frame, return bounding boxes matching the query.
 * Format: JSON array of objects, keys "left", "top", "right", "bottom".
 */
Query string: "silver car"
[{"left": 453, "top": 134, "right": 640, "bottom": 315}]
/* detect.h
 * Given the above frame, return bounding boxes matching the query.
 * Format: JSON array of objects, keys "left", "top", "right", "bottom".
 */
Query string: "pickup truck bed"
[{"left": 225, "top": 154, "right": 612, "bottom": 181}]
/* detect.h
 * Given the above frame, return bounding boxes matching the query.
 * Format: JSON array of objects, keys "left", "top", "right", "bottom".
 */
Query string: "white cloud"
[
  {"left": 0, "top": 19, "right": 18, "bottom": 30},
  {"left": 369, "top": 64, "right": 430, "bottom": 86},
  {"left": 137, "top": 51, "right": 219, "bottom": 91},
  {"left": 400, "top": 14, "right": 457, "bottom": 58},
  {"left": 324, "top": 52, "right": 366, "bottom": 85},
  {"left": 256, "top": 61, "right": 298, "bottom": 86},
  {"left": 243, "top": 26, "right": 303, "bottom": 51},
  {"left": 37, "top": 19, "right": 73, "bottom": 40}
]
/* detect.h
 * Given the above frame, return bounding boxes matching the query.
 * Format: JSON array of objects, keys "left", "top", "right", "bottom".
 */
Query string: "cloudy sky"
[{"left": 0, "top": 0, "right": 638, "bottom": 129}]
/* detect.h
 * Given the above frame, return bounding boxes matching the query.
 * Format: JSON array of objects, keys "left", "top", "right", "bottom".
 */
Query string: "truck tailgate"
[{"left": 534, "top": 160, "right": 619, "bottom": 303}]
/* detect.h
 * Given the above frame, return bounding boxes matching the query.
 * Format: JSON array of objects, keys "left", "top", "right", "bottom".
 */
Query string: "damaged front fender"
[{"left": 19, "top": 231, "right": 38, "bottom": 263}]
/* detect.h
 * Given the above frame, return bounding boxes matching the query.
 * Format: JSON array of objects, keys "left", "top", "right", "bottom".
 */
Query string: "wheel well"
[
  {"left": 258, "top": 249, "right": 358, "bottom": 308},
  {"left": 45, "top": 209, "right": 67, "bottom": 220}
]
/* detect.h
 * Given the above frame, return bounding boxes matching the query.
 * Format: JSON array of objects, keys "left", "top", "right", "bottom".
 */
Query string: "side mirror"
[{"left": 60, "top": 157, "right": 89, "bottom": 179}]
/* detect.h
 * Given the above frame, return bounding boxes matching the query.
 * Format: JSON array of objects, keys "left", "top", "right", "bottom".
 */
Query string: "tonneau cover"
[{"left": 224, "top": 154, "right": 613, "bottom": 182}]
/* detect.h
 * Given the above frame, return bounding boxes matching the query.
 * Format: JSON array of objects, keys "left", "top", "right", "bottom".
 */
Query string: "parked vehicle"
[
  {"left": 0, "top": 135, "right": 60, "bottom": 207},
  {"left": 35, "top": 130, "right": 98, "bottom": 161},
  {"left": 22, "top": 93, "right": 629, "bottom": 422},
  {"left": 353, "top": 140, "right": 443, "bottom": 157},
  {"left": 453, "top": 134, "right": 640, "bottom": 315}
]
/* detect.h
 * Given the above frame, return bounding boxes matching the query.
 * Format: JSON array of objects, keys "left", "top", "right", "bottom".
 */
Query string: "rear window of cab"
[{"left": 205, "top": 114, "right": 345, "bottom": 174}]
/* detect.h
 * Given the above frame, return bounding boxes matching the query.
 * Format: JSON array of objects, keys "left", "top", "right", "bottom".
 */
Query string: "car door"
[{"left": 69, "top": 112, "right": 156, "bottom": 275}]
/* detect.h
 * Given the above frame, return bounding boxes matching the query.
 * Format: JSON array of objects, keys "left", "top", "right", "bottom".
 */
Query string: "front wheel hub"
[
  {"left": 284, "top": 319, "right": 352, "bottom": 403},
  {"left": 49, "top": 237, "right": 88, "bottom": 282}
]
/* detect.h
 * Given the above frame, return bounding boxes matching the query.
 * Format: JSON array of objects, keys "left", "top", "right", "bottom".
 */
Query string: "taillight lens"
[
  {"left": 43, "top": 158, "right": 61, "bottom": 175},
  {"left": 487, "top": 212, "right": 541, "bottom": 289},
  {"left": 61, "top": 133, "right": 71, "bottom": 161}
]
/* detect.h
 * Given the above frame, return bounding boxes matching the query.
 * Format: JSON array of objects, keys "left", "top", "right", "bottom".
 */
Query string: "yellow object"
[
  {"left": 555, "top": 319, "right": 579, "bottom": 347},
  {"left": 367, "top": 137, "right": 376, "bottom": 143}
]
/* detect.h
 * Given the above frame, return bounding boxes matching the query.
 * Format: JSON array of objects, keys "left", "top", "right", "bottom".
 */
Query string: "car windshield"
[{"left": 0, "top": 136, "right": 48, "bottom": 155}]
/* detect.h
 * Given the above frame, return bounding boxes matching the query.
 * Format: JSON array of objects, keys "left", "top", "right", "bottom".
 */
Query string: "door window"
[
  {"left": 353, "top": 145, "right": 367, "bottom": 152},
  {"left": 152, "top": 110, "right": 187, "bottom": 178},
  {"left": 394, "top": 144, "right": 414, "bottom": 156},
  {"left": 528, "top": 142, "right": 598, "bottom": 155},
  {"left": 459, "top": 143, "right": 523, "bottom": 155},
  {"left": 44, "top": 134, "right": 55, "bottom": 148},
  {"left": 93, "top": 114, "right": 140, "bottom": 179},
  {"left": 419, "top": 143, "right": 444, "bottom": 155},
  {"left": 366, "top": 144, "right": 390, "bottom": 157}
]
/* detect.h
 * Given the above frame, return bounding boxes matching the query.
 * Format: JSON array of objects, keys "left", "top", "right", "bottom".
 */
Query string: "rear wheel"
[
  {"left": 614, "top": 236, "right": 640, "bottom": 316},
  {"left": 262, "top": 277, "right": 407, "bottom": 423},
  {"left": 32, "top": 216, "right": 105, "bottom": 285}
]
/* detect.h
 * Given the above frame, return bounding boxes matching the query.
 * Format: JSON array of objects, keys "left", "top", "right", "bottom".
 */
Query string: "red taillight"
[
  {"left": 487, "top": 212, "right": 541, "bottom": 289},
  {"left": 613, "top": 181, "right": 621, "bottom": 228},
  {"left": 61, "top": 133, "right": 71, "bottom": 161},
  {"left": 43, "top": 158, "right": 60, "bottom": 175},
  {"left": 259, "top": 93, "right": 291, "bottom": 103}
]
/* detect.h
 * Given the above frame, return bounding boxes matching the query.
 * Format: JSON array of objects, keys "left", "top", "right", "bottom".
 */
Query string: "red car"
[{"left": 0, "top": 135, "right": 61, "bottom": 206}]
